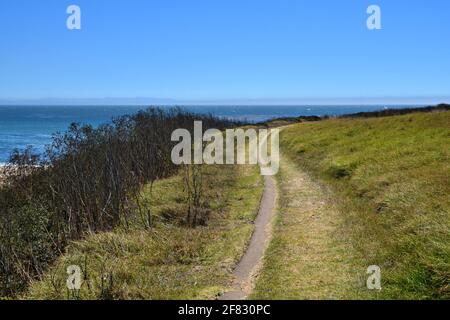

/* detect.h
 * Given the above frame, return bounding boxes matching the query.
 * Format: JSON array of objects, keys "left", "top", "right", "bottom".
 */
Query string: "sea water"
[{"left": 0, "top": 105, "right": 419, "bottom": 163}]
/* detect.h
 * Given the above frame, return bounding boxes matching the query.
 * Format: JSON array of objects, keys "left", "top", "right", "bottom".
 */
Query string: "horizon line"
[{"left": 0, "top": 96, "right": 449, "bottom": 106}]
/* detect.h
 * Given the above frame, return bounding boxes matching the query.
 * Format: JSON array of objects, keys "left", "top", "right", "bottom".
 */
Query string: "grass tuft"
[
  {"left": 275, "top": 111, "right": 449, "bottom": 299},
  {"left": 26, "top": 165, "right": 263, "bottom": 300}
]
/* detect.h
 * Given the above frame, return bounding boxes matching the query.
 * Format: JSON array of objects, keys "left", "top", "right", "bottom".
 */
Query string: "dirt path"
[
  {"left": 251, "top": 153, "right": 360, "bottom": 299},
  {"left": 220, "top": 137, "right": 360, "bottom": 300},
  {"left": 219, "top": 175, "right": 277, "bottom": 300}
]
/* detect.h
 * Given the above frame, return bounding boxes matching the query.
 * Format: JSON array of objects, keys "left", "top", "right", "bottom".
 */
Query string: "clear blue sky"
[{"left": 0, "top": 0, "right": 449, "bottom": 103}]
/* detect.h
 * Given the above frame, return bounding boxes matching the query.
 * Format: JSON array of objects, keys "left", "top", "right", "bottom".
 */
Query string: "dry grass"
[
  {"left": 251, "top": 154, "right": 369, "bottom": 299},
  {"left": 26, "top": 164, "right": 264, "bottom": 300},
  {"left": 255, "top": 111, "right": 449, "bottom": 299}
]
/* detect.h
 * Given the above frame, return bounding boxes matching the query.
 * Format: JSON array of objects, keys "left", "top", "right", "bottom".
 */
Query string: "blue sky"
[{"left": 0, "top": 0, "right": 449, "bottom": 104}]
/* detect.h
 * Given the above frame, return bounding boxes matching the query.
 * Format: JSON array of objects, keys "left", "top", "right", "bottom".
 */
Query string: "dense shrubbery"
[
  {"left": 257, "top": 104, "right": 450, "bottom": 128},
  {"left": 0, "top": 107, "right": 237, "bottom": 297},
  {"left": 341, "top": 103, "right": 450, "bottom": 119}
]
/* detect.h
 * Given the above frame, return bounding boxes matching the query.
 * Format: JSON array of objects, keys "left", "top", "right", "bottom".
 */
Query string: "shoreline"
[
  {"left": 1, "top": 104, "right": 447, "bottom": 164},
  {"left": 0, "top": 166, "right": 6, "bottom": 185}
]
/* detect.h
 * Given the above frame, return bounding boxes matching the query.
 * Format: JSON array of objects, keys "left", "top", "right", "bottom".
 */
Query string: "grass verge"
[
  {"left": 260, "top": 111, "right": 449, "bottom": 299},
  {"left": 251, "top": 152, "right": 370, "bottom": 299},
  {"left": 26, "top": 164, "right": 263, "bottom": 300}
]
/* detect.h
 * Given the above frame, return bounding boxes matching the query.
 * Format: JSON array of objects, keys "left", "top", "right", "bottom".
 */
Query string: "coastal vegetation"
[
  {"left": 1, "top": 104, "right": 448, "bottom": 300},
  {"left": 254, "top": 108, "right": 449, "bottom": 299},
  {"left": 27, "top": 164, "right": 263, "bottom": 299},
  {"left": 0, "top": 108, "right": 241, "bottom": 297}
]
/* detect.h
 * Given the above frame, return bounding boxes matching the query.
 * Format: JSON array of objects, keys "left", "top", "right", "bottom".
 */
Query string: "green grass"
[
  {"left": 26, "top": 164, "right": 263, "bottom": 300},
  {"left": 274, "top": 111, "right": 450, "bottom": 299},
  {"left": 252, "top": 153, "right": 367, "bottom": 299},
  {"left": 23, "top": 111, "right": 450, "bottom": 300}
]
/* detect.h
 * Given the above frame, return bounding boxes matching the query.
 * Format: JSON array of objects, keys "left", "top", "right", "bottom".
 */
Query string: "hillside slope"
[
  {"left": 27, "top": 165, "right": 263, "bottom": 299},
  {"left": 255, "top": 111, "right": 449, "bottom": 299}
]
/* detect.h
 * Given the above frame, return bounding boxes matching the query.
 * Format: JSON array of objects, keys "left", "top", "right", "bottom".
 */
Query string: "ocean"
[{"left": 0, "top": 105, "right": 420, "bottom": 163}]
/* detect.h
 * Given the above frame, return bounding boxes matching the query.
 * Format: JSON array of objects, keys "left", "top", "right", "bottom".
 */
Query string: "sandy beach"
[{"left": 0, "top": 166, "right": 7, "bottom": 185}]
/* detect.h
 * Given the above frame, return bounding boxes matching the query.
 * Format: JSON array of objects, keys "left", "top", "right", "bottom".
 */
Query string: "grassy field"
[
  {"left": 22, "top": 110, "right": 450, "bottom": 300},
  {"left": 254, "top": 111, "right": 449, "bottom": 299},
  {"left": 251, "top": 152, "right": 368, "bottom": 299},
  {"left": 27, "top": 164, "right": 263, "bottom": 300}
]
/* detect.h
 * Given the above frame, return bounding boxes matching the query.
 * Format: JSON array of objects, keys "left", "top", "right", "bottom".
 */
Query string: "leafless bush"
[
  {"left": 182, "top": 164, "right": 209, "bottom": 227},
  {"left": 0, "top": 107, "right": 238, "bottom": 297}
]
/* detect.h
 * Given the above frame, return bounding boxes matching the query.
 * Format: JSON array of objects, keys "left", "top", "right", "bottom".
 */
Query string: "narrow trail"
[
  {"left": 219, "top": 175, "right": 277, "bottom": 300},
  {"left": 251, "top": 153, "right": 359, "bottom": 299},
  {"left": 220, "top": 133, "right": 359, "bottom": 300}
]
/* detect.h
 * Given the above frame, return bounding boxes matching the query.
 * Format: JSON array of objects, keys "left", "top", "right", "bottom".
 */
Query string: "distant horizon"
[{"left": 1, "top": 96, "right": 449, "bottom": 107}]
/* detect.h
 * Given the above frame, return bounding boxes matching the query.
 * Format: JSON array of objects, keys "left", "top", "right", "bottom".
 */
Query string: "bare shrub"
[{"left": 0, "top": 107, "right": 239, "bottom": 297}]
